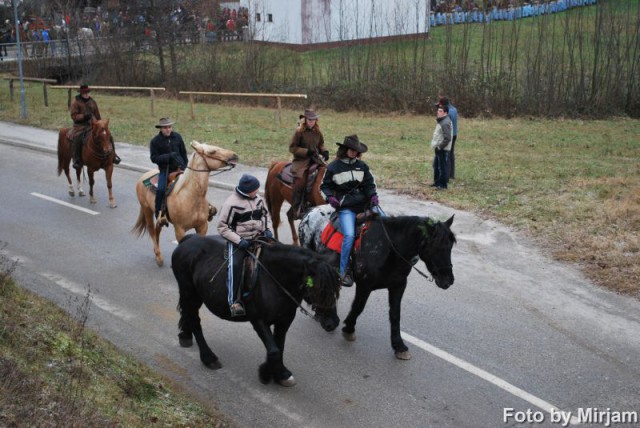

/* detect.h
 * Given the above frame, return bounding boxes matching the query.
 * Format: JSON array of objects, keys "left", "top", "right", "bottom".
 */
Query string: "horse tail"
[
  {"left": 56, "top": 129, "right": 67, "bottom": 176},
  {"left": 264, "top": 161, "right": 279, "bottom": 215},
  {"left": 131, "top": 206, "right": 147, "bottom": 238}
]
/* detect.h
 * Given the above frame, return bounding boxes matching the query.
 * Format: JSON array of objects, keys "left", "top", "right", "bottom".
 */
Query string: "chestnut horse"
[
  {"left": 57, "top": 119, "right": 116, "bottom": 208},
  {"left": 264, "top": 161, "right": 326, "bottom": 245},
  {"left": 132, "top": 141, "right": 238, "bottom": 267}
]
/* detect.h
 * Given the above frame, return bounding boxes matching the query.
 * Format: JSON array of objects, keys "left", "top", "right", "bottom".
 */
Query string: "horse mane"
[
  {"left": 259, "top": 241, "right": 339, "bottom": 308},
  {"left": 365, "top": 215, "right": 456, "bottom": 256}
]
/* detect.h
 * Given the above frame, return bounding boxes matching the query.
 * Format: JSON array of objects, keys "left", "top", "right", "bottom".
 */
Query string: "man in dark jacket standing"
[
  {"left": 69, "top": 85, "right": 121, "bottom": 169},
  {"left": 150, "top": 117, "right": 188, "bottom": 224}
]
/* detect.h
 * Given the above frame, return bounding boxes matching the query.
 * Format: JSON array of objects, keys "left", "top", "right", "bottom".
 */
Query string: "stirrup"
[{"left": 113, "top": 155, "right": 121, "bottom": 165}]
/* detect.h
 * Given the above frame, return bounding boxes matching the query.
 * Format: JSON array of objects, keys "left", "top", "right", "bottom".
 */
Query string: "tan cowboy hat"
[
  {"left": 155, "top": 117, "right": 175, "bottom": 128},
  {"left": 336, "top": 134, "right": 368, "bottom": 153}
]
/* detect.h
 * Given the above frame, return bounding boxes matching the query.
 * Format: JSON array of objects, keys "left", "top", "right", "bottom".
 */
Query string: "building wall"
[{"left": 244, "top": 0, "right": 428, "bottom": 45}]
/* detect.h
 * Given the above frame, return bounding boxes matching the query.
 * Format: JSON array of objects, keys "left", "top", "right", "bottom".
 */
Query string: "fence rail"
[
  {"left": 4, "top": 76, "right": 58, "bottom": 106},
  {"left": 179, "top": 91, "right": 307, "bottom": 124},
  {"left": 51, "top": 85, "right": 166, "bottom": 116}
]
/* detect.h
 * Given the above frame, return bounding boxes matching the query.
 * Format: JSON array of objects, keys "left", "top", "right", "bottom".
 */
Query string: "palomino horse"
[
  {"left": 132, "top": 141, "right": 238, "bottom": 267},
  {"left": 299, "top": 205, "right": 456, "bottom": 360},
  {"left": 57, "top": 119, "right": 116, "bottom": 208},
  {"left": 171, "top": 234, "right": 340, "bottom": 386},
  {"left": 264, "top": 161, "right": 326, "bottom": 245}
]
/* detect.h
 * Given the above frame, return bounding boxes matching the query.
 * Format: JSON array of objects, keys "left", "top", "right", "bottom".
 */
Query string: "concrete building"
[{"left": 223, "top": 0, "right": 429, "bottom": 47}]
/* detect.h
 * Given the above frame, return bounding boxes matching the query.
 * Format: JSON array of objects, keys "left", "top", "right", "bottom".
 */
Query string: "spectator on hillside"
[
  {"left": 429, "top": 104, "right": 452, "bottom": 190},
  {"left": 437, "top": 95, "right": 459, "bottom": 179}
]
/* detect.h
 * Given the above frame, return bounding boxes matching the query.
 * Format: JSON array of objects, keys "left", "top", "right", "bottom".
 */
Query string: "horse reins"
[
  {"left": 186, "top": 151, "right": 236, "bottom": 176},
  {"left": 376, "top": 215, "right": 435, "bottom": 283}
]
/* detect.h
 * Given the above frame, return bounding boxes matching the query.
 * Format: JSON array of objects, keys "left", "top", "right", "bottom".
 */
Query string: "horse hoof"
[
  {"left": 395, "top": 351, "right": 412, "bottom": 360},
  {"left": 342, "top": 331, "right": 356, "bottom": 342},
  {"left": 68, "top": 190, "right": 75, "bottom": 197},
  {"left": 179, "top": 338, "right": 192, "bottom": 347},
  {"left": 110, "top": 203, "right": 117, "bottom": 209},
  {"left": 79, "top": 191, "right": 86, "bottom": 197},
  {"left": 204, "top": 360, "right": 222, "bottom": 370},
  {"left": 90, "top": 198, "right": 96, "bottom": 204},
  {"left": 277, "top": 376, "right": 297, "bottom": 387},
  {"left": 258, "top": 363, "right": 272, "bottom": 384},
  {"left": 156, "top": 257, "right": 164, "bottom": 267}
]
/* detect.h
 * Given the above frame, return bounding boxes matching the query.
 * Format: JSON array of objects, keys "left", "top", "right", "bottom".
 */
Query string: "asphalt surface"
[{"left": 1, "top": 121, "right": 639, "bottom": 428}]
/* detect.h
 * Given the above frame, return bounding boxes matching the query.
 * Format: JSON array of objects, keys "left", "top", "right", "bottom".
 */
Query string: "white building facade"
[{"left": 224, "top": 0, "right": 430, "bottom": 46}]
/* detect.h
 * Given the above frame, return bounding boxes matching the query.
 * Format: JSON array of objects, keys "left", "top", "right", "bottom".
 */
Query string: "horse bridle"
[
  {"left": 186, "top": 150, "right": 236, "bottom": 176},
  {"left": 86, "top": 126, "right": 113, "bottom": 161},
  {"left": 377, "top": 216, "right": 452, "bottom": 282}
]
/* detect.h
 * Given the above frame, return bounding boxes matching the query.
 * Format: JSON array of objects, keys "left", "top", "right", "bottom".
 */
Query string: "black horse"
[
  {"left": 171, "top": 234, "right": 340, "bottom": 386},
  {"left": 298, "top": 205, "right": 456, "bottom": 360}
]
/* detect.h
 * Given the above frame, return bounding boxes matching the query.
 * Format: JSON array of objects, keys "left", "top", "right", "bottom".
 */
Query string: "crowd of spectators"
[{"left": 430, "top": 0, "right": 597, "bottom": 26}]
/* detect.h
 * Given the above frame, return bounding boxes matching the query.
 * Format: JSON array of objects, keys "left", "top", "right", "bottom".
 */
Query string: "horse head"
[
  {"left": 91, "top": 118, "right": 112, "bottom": 156},
  {"left": 301, "top": 249, "right": 341, "bottom": 312},
  {"left": 190, "top": 140, "right": 238, "bottom": 171},
  {"left": 417, "top": 215, "right": 456, "bottom": 290}
]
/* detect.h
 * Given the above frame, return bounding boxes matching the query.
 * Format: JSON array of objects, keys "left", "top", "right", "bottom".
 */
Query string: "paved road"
[{"left": 1, "top": 121, "right": 639, "bottom": 428}]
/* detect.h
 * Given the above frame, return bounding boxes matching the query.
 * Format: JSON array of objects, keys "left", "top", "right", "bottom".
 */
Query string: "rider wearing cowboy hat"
[
  {"left": 288, "top": 108, "right": 329, "bottom": 219},
  {"left": 149, "top": 117, "right": 188, "bottom": 225},
  {"left": 69, "top": 84, "right": 121, "bottom": 169},
  {"left": 320, "top": 135, "right": 379, "bottom": 287}
]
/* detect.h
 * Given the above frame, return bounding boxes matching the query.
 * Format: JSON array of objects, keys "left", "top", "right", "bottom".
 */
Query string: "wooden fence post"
[
  {"left": 9, "top": 79, "right": 14, "bottom": 101},
  {"left": 189, "top": 94, "right": 195, "bottom": 120}
]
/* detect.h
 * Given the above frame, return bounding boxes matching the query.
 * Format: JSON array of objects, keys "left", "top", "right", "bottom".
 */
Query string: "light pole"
[{"left": 12, "top": 0, "right": 27, "bottom": 119}]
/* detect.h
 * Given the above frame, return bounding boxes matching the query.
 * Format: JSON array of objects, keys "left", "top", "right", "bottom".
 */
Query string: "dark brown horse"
[
  {"left": 264, "top": 161, "right": 326, "bottom": 245},
  {"left": 57, "top": 119, "right": 116, "bottom": 208}
]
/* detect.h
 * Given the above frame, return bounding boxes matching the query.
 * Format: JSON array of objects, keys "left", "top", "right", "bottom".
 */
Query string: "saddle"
[
  {"left": 277, "top": 163, "right": 320, "bottom": 191},
  {"left": 142, "top": 171, "right": 184, "bottom": 195},
  {"left": 320, "top": 210, "right": 376, "bottom": 254},
  {"left": 232, "top": 237, "right": 275, "bottom": 302}
]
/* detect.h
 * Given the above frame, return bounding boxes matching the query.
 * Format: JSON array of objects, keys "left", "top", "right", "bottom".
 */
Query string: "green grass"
[
  {"left": 0, "top": 80, "right": 638, "bottom": 298},
  {"left": 0, "top": 265, "right": 233, "bottom": 427}
]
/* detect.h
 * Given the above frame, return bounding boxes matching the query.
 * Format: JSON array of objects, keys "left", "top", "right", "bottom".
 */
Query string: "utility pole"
[{"left": 12, "top": 0, "right": 28, "bottom": 119}]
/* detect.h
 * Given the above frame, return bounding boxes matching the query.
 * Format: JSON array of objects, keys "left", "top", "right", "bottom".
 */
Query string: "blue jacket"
[{"left": 149, "top": 131, "right": 188, "bottom": 171}]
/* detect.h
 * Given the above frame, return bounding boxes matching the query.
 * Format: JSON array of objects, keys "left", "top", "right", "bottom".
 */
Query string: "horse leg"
[
  {"left": 388, "top": 284, "right": 411, "bottom": 360},
  {"left": 64, "top": 167, "right": 74, "bottom": 196},
  {"left": 342, "top": 287, "right": 373, "bottom": 342},
  {"left": 286, "top": 207, "right": 299, "bottom": 246},
  {"left": 175, "top": 274, "right": 221, "bottom": 369},
  {"left": 272, "top": 316, "right": 296, "bottom": 386},
  {"left": 251, "top": 318, "right": 295, "bottom": 387},
  {"left": 105, "top": 167, "right": 116, "bottom": 208},
  {"left": 153, "top": 222, "right": 164, "bottom": 267},
  {"left": 270, "top": 199, "right": 282, "bottom": 242},
  {"left": 74, "top": 167, "right": 85, "bottom": 197},
  {"left": 88, "top": 171, "right": 96, "bottom": 204}
]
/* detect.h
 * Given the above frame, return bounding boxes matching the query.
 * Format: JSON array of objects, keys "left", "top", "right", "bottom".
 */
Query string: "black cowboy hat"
[
  {"left": 79, "top": 84, "right": 91, "bottom": 93},
  {"left": 336, "top": 134, "right": 368, "bottom": 153}
]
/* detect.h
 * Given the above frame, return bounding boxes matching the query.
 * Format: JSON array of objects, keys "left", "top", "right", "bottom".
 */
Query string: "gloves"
[
  {"left": 307, "top": 148, "right": 315, "bottom": 157},
  {"left": 264, "top": 230, "right": 273, "bottom": 239},
  {"left": 328, "top": 196, "right": 340, "bottom": 209},
  {"left": 370, "top": 195, "right": 379, "bottom": 206},
  {"left": 238, "top": 239, "right": 250, "bottom": 250},
  {"left": 321, "top": 150, "right": 329, "bottom": 161}
]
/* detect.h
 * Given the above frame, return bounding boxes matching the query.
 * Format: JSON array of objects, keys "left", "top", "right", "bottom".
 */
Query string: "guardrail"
[
  {"left": 4, "top": 76, "right": 58, "bottom": 107},
  {"left": 50, "top": 85, "right": 166, "bottom": 116},
  {"left": 178, "top": 91, "right": 307, "bottom": 124}
]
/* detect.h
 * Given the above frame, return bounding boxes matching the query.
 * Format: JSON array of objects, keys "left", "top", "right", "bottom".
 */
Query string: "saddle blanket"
[
  {"left": 320, "top": 221, "right": 368, "bottom": 254},
  {"left": 277, "top": 163, "right": 319, "bottom": 190}
]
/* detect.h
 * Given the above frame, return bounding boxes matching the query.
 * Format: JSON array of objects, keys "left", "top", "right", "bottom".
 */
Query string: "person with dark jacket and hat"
[
  {"left": 320, "top": 135, "right": 379, "bottom": 287},
  {"left": 430, "top": 104, "right": 453, "bottom": 189},
  {"left": 69, "top": 84, "right": 121, "bottom": 169},
  {"left": 149, "top": 117, "right": 188, "bottom": 224},
  {"left": 436, "top": 95, "right": 458, "bottom": 180},
  {"left": 289, "top": 108, "right": 329, "bottom": 219},
  {"left": 217, "top": 174, "right": 274, "bottom": 317}
]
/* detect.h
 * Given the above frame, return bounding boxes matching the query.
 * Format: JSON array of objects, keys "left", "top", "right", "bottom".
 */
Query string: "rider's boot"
[
  {"left": 110, "top": 135, "right": 121, "bottom": 165},
  {"left": 291, "top": 177, "right": 307, "bottom": 220}
]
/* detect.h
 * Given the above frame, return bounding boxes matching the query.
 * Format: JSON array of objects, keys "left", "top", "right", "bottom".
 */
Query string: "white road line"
[
  {"left": 401, "top": 331, "right": 581, "bottom": 425},
  {"left": 40, "top": 272, "right": 134, "bottom": 321},
  {"left": 31, "top": 192, "right": 100, "bottom": 215}
]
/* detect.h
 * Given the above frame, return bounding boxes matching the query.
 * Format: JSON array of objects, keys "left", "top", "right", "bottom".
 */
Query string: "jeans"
[
  {"left": 155, "top": 169, "right": 168, "bottom": 217},
  {"left": 432, "top": 149, "right": 449, "bottom": 188},
  {"left": 338, "top": 209, "right": 356, "bottom": 276}
]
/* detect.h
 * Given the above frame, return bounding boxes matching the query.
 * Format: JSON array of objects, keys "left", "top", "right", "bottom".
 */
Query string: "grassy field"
[
  {"left": 0, "top": 83, "right": 638, "bottom": 298},
  {"left": 0, "top": 257, "right": 233, "bottom": 427}
]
